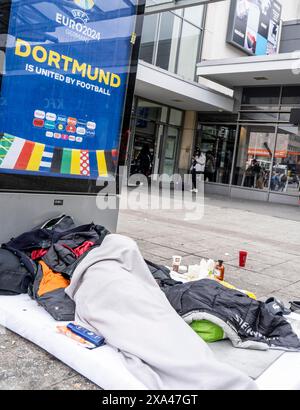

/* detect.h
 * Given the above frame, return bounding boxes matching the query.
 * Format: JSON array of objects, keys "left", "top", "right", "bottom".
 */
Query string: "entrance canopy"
[
  {"left": 136, "top": 60, "right": 235, "bottom": 112},
  {"left": 197, "top": 53, "right": 300, "bottom": 88}
]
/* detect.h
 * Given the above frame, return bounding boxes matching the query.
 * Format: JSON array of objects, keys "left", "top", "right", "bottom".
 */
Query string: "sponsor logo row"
[
  {"left": 45, "top": 131, "right": 83, "bottom": 143},
  {"left": 33, "top": 110, "right": 97, "bottom": 141},
  {"left": 34, "top": 110, "right": 96, "bottom": 130}
]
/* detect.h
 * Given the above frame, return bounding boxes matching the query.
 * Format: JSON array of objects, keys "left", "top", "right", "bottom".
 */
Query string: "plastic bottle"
[
  {"left": 207, "top": 259, "right": 215, "bottom": 277},
  {"left": 214, "top": 260, "right": 225, "bottom": 281}
]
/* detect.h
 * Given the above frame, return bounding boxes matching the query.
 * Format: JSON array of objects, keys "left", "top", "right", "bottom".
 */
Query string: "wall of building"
[
  {"left": 201, "top": 0, "right": 245, "bottom": 61},
  {"left": 280, "top": 20, "right": 300, "bottom": 53},
  {"left": 280, "top": 0, "right": 300, "bottom": 22},
  {"left": 178, "top": 111, "right": 197, "bottom": 174},
  {"left": 280, "top": 0, "right": 300, "bottom": 54}
]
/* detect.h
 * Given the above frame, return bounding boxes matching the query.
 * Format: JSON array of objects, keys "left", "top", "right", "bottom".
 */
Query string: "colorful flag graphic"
[
  {"left": 39, "top": 146, "right": 54, "bottom": 172},
  {"left": 0, "top": 134, "right": 116, "bottom": 178},
  {"left": 0, "top": 135, "right": 14, "bottom": 166}
]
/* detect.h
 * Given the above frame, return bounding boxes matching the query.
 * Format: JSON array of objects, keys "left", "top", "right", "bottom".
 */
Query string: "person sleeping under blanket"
[{"left": 65, "top": 234, "right": 257, "bottom": 390}]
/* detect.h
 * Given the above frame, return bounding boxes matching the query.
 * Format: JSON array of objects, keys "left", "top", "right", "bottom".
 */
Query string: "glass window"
[
  {"left": 242, "top": 87, "right": 281, "bottom": 106},
  {"left": 139, "top": 14, "right": 159, "bottom": 64},
  {"left": 184, "top": 5, "right": 204, "bottom": 26},
  {"left": 239, "top": 111, "right": 279, "bottom": 122},
  {"left": 196, "top": 125, "right": 236, "bottom": 185},
  {"left": 177, "top": 22, "right": 200, "bottom": 81},
  {"left": 281, "top": 86, "right": 300, "bottom": 106},
  {"left": 233, "top": 125, "right": 276, "bottom": 190},
  {"left": 140, "top": 5, "right": 204, "bottom": 82},
  {"left": 156, "top": 12, "right": 181, "bottom": 72},
  {"left": 197, "top": 113, "right": 238, "bottom": 123},
  {"left": 169, "top": 109, "right": 183, "bottom": 126},
  {"left": 270, "top": 125, "right": 300, "bottom": 196},
  {"left": 136, "top": 100, "right": 168, "bottom": 122}
]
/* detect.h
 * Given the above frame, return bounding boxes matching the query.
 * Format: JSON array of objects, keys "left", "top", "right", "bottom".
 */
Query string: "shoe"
[
  {"left": 193, "top": 189, "right": 198, "bottom": 193},
  {"left": 190, "top": 189, "right": 195, "bottom": 192},
  {"left": 290, "top": 301, "right": 300, "bottom": 313},
  {"left": 265, "top": 297, "right": 291, "bottom": 316}
]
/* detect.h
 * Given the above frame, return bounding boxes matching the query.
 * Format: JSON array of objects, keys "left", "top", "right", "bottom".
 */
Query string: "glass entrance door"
[
  {"left": 128, "top": 99, "right": 183, "bottom": 182},
  {"left": 233, "top": 125, "right": 276, "bottom": 190},
  {"left": 129, "top": 119, "right": 157, "bottom": 177},
  {"left": 161, "top": 126, "right": 180, "bottom": 176},
  {"left": 197, "top": 124, "right": 236, "bottom": 184}
]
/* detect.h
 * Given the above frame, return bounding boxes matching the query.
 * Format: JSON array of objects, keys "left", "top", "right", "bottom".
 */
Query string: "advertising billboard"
[
  {"left": 0, "top": 0, "right": 141, "bottom": 193},
  {"left": 227, "top": 0, "right": 282, "bottom": 56}
]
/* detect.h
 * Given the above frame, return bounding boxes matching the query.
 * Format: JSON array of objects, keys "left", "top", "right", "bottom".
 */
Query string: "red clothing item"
[
  {"left": 72, "top": 241, "right": 95, "bottom": 257},
  {"left": 31, "top": 249, "right": 48, "bottom": 260}
]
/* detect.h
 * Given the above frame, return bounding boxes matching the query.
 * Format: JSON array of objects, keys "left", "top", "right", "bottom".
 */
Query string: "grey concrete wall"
[
  {"left": 0, "top": 193, "right": 119, "bottom": 244},
  {"left": 280, "top": 21, "right": 300, "bottom": 53}
]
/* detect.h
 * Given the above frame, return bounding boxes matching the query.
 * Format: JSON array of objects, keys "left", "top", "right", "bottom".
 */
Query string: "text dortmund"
[{"left": 15, "top": 38, "right": 121, "bottom": 88}]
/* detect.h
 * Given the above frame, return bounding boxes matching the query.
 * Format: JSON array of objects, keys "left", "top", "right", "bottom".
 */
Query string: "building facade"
[{"left": 130, "top": 0, "right": 300, "bottom": 205}]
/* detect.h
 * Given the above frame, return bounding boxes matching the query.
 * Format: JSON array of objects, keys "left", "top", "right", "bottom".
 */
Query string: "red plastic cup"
[{"left": 239, "top": 251, "right": 248, "bottom": 268}]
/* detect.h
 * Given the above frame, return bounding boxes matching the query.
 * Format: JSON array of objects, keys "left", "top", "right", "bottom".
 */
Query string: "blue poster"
[{"left": 0, "top": 0, "right": 138, "bottom": 179}]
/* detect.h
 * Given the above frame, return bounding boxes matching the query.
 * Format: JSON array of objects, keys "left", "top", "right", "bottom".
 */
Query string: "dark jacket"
[
  {"left": 0, "top": 216, "right": 172, "bottom": 322},
  {"left": 0, "top": 215, "right": 110, "bottom": 321},
  {"left": 3, "top": 215, "right": 109, "bottom": 278},
  {"left": 164, "top": 279, "right": 300, "bottom": 351}
]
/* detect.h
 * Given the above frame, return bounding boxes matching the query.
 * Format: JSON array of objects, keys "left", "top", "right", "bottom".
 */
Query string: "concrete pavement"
[
  {"left": 1, "top": 193, "right": 299, "bottom": 389},
  {"left": 118, "top": 192, "right": 300, "bottom": 303}
]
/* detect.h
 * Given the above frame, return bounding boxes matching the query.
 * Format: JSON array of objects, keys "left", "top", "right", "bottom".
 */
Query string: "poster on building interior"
[
  {"left": 0, "top": 0, "right": 138, "bottom": 181},
  {"left": 227, "top": 0, "right": 282, "bottom": 56}
]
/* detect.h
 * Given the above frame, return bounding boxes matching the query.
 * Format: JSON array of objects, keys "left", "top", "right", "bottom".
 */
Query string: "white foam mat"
[
  {"left": 0, "top": 294, "right": 300, "bottom": 390},
  {"left": 0, "top": 295, "right": 147, "bottom": 390}
]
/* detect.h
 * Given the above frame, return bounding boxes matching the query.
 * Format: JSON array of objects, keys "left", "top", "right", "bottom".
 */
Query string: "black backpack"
[{"left": 0, "top": 248, "right": 34, "bottom": 295}]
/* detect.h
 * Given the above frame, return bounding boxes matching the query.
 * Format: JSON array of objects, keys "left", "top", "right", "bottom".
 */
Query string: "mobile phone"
[{"left": 67, "top": 323, "right": 105, "bottom": 347}]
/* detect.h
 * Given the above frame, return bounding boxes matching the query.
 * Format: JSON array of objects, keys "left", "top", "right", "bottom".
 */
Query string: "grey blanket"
[{"left": 66, "top": 234, "right": 257, "bottom": 390}]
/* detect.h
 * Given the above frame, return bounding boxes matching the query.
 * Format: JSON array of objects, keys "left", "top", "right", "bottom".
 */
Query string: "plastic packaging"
[
  {"left": 178, "top": 265, "right": 188, "bottom": 274},
  {"left": 207, "top": 259, "right": 216, "bottom": 276}
]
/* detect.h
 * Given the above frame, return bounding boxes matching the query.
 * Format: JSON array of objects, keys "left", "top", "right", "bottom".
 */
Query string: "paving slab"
[
  {"left": 0, "top": 330, "right": 96, "bottom": 390},
  {"left": 261, "top": 262, "right": 300, "bottom": 283}
]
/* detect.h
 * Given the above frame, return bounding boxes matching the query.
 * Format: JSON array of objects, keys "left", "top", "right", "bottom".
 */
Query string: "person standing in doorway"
[
  {"left": 205, "top": 151, "right": 216, "bottom": 182},
  {"left": 137, "top": 144, "right": 152, "bottom": 177},
  {"left": 190, "top": 149, "right": 206, "bottom": 193}
]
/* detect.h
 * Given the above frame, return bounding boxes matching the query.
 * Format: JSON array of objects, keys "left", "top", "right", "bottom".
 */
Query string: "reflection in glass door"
[
  {"left": 129, "top": 119, "right": 157, "bottom": 177},
  {"left": 197, "top": 125, "right": 236, "bottom": 184},
  {"left": 233, "top": 125, "right": 276, "bottom": 190},
  {"left": 152, "top": 125, "right": 164, "bottom": 180},
  {"left": 271, "top": 125, "right": 300, "bottom": 196},
  {"left": 161, "top": 126, "right": 180, "bottom": 176}
]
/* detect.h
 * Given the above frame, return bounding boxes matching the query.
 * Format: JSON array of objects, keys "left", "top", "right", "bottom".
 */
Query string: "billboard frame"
[
  {"left": 0, "top": 0, "right": 146, "bottom": 196},
  {"left": 226, "top": 0, "right": 282, "bottom": 57}
]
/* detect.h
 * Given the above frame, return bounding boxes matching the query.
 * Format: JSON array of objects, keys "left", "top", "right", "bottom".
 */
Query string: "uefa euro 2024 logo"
[
  {"left": 71, "top": 0, "right": 95, "bottom": 23},
  {"left": 74, "top": 0, "right": 95, "bottom": 10}
]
